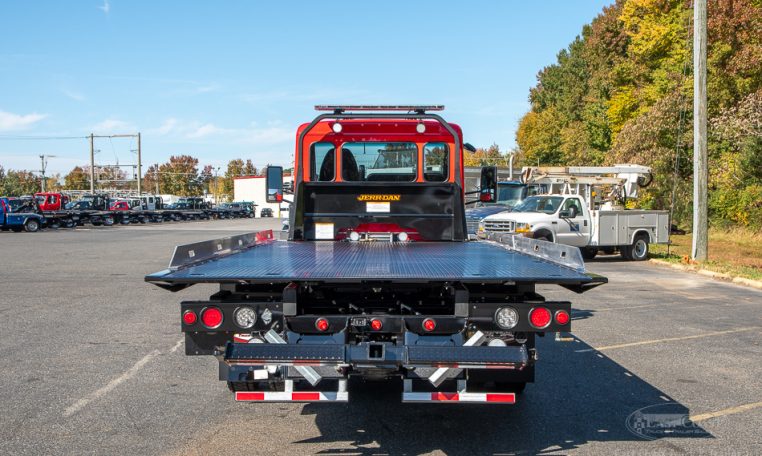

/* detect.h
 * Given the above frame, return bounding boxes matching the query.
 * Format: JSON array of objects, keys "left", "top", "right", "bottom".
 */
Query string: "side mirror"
[
  {"left": 464, "top": 143, "right": 477, "bottom": 153},
  {"left": 559, "top": 209, "right": 571, "bottom": 218},
  {"left": 479, "top": 166, "right": 498, "bottom": 203},
  {"left": 265, "top": 166, "right": 284, "bottom": 203}
]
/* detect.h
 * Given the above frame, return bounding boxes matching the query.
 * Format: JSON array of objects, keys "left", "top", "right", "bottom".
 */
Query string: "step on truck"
[{"left": 146, "top": 105, "right": 606, "bottom": 404}]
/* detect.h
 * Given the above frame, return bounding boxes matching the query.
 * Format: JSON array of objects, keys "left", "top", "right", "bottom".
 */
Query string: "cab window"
[
  {"left": 423, "top": 143, "right": 449, "bottom": 182},
  {"left": 310, "top": 142, "right": 335, "bottom": 181},
  {"left": 562, "top": 198, "right": 583, "bottom": 216},
  {"left": 341, "top": 142, "right": 417, "bottom": 182}
]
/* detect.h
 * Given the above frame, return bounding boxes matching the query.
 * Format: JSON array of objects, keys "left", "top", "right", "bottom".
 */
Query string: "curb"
[{"left": 648, "top": 258, "right": 762, "bottom": 290}]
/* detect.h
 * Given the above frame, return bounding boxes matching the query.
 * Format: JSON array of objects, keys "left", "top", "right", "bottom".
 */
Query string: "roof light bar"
[{"left": 315, "top": 105, "right": 444, "bottom": 113}]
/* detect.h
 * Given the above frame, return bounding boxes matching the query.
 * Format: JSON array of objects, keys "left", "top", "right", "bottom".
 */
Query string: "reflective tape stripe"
[
  {"left": 235, "top": 391, "right": 348, "bottom": 402},
  {"left": 402, "top": 392, "right": 516, "bottom": 404}
]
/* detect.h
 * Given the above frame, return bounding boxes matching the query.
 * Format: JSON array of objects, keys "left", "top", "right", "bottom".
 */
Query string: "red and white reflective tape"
[
  {"left": 235, "top": 391, "right": 348, "bottom": 402},
  {"left": 402, "top": 392, "right": 516, "bottom": 404}
]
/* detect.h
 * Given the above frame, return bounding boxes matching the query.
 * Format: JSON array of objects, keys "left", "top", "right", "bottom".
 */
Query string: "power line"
[{"left": 0, "top": 135, "right": 88, "bottom": 140}]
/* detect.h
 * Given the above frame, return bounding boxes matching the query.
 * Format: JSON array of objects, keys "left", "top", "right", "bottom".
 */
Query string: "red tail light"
[
  {"left": 182, "top": 310, "right": 197, "bottom": 325},
  {"left": 528, "top": 307, "right": 551, "bottom": 329},
  {"left": 555, "top": 310, "right": 570, "bottom": 325},
  {"left": 200, "top": 307, "right": 223, "bottom": 329},
  {"left": 422, "top": 318, "right": 436, "bottom": 332},
  {"left": 370, "top": 318, "right": 383, "bottom": 331},
  {"left": 315, "top": 318, "right": 329, "bottom": 332}
]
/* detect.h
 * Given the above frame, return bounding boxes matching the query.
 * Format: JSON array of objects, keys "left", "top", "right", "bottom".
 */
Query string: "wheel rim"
[
  {"left": 635, "top": 239, "right": 647, "bottom": 257},
  {"left": 28, "top": 221, "right": 38, "bottom": 231}
]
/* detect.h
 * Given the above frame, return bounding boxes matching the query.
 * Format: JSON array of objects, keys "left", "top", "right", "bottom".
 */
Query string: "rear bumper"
[{"left": 224, "top": 340, "right": 529, "bottom": 370}]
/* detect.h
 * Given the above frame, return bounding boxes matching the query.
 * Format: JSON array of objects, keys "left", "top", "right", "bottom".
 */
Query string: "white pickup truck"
[{"left": 479, "top": 194, "right": 669, "bottom": 260}]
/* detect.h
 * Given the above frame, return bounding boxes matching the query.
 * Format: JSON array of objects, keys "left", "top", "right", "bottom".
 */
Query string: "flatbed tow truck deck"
[
  {"left": 146, "top": 105, "right": 606, "bottom": 405},
  {"left": 147, "top": 234, "right": 597, "bottom": 286}
]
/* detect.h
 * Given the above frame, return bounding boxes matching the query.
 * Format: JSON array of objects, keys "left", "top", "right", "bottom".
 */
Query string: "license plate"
[{"left": 350, "top": 317, "right": 368, "bottom": 327}]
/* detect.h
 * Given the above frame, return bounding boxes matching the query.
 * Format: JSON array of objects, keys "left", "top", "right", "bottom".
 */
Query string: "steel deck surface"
[{"left": 146, "top": 241, "right": 593, "bottom": 284}]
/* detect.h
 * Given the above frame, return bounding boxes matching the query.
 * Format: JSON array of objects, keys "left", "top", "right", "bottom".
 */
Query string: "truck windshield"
[
  {"left": 497, "top": 184, "right": 524, "bottom": 206},
  {"left": 341, "top": 142, "right": 417, "bottom": 182},
  {"left": 512, "top": 196, "right": 563, "bottom": 214}
]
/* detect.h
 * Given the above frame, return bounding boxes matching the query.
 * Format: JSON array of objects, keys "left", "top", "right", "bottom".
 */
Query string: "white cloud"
[
  {"left": 238, "top": 123, "right": 293, "bottom": 145},
  {"left": 62, "top": 89, "right": 85, "bottom": 101},
  {"left": 98, "top": 0, "right": 110, "bottom": 15},
  {"left": 151, "top": 118, "right": 179, "bottom": 135},
  {"left": 148, "top": 117, "right": 292, "bottom": 146},
  {"left": 89, "top": 118, "right": 135, "bottom": 134},
  {"left": 187, "top": 123, "right": 233, "bottom": 139},
  {"left": 0, "top": 110, "right": 48, "bottom": 131}
]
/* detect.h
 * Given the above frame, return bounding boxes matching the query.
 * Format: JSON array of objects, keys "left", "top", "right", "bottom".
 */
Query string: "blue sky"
[{"left": 0, "top": 0, "right": 613, "bottom": 176}]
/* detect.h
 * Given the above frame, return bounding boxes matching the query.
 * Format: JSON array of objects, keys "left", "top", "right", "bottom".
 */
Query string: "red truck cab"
[
  {"left": 35, "top": 192, "right": 70, "bottom": 211},
  {"left": 110, "top": 201, "right": 130, "bottom": 211}
]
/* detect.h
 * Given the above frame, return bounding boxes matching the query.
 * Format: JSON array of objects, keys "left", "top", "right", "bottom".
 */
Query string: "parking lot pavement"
[{"left": 2, "top": 222, "right": 761, "bottom": 455}]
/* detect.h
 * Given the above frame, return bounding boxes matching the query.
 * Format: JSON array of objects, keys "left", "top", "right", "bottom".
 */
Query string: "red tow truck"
[{"left": 146, "top": 106, "right": 605, "bottom": 404}]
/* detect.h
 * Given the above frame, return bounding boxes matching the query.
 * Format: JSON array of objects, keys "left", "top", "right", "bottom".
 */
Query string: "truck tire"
[
  {"left": 24, "top": 219, "right": 40, "bottom": 232},
  {"left": 104, "top": 216, "right": 115, "bottom": 226},
  {"left": 534, "top": 230, "right": 554, "bottom": 243},
  {"left": 623, "top": 234, "right": 649, "bottom": 261},
  {"left": 580, "top": 247, "right": 597, "bottom": 260},
  {"left": 65, "top": 220, "right": 76, "bottom": 229}
]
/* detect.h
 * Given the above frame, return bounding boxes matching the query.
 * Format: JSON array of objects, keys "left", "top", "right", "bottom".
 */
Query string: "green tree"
[
  {"left": 515, "top": 0, "right": 761, "bottom": 229},
  {"left": 158, "top": 155, "right": 199, "bottom": 196},
  {"left": 223, "top": 158, "right": 245, "bottom": 199},
  {"left": 243, "top": 159, "right": 257, "bottom": 176},
  {"left": 64, "top": 166, "right": 90, "bottom": 190},
  {"left": 464, "top": 144, "right": 505, "bottom": 167},
  {"left": 1, "top": 168, "right": 40, "bottom": 196}
]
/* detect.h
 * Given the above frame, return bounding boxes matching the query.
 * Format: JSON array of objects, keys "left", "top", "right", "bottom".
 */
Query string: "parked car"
[{"left": 260, "top": 208, "right": 273, "bottom": 217}]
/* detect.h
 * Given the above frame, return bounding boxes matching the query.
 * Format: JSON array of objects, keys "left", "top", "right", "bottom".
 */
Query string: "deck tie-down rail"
[
  {"left": 482, "top": 231, "right": 585, "bottom": 273},
  {"left": 168, "top": 229, "right": 274, "bottom": 270}
]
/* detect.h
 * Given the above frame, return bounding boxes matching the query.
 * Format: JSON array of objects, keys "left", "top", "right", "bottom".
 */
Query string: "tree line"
[
  {"left": 514, "top": 0, "right": 761, "bottom": 229},
  {"left": 0, "top": 157, "right": 267, "bottom": 200}
]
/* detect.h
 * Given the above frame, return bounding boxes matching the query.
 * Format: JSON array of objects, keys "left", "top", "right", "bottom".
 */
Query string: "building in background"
[{"left": 233, "top": 173, "right": 292, "bottom": 217}]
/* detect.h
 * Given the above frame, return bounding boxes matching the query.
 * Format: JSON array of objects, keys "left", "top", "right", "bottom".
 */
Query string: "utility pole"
[
  {"left": 89, "top": 133, "right": 96, "bottom": 193},
  {"left": 137, "top": 132, "right": 142, "bottom": 195},
  {"left": 214, "top": 167, "right": 220, "bottom": 205},
  {"left": 39, "top": 154, "right": 55, "bottom": 192},
  {"left": 692, "top": 0, "right": 708, "bottom": 261}
]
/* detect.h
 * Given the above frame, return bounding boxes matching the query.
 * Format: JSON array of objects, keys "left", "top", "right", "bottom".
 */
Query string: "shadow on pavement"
[{"left": 297, "top": 335, "right": 711, "bottom": 455}]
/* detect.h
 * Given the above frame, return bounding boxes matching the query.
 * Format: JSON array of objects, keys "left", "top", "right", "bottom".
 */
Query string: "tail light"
[
  {"left": 182, "top": 310, "right": 197, "bottom": 325},
  {"left": 528, "top": 307, "right": 551, "bottom": 329},
  {"left": 422, "top": 318, "right": 436, "bottom": 332},
  {"left": 315, "top": 318, "right": 329, "bottom": 332},
  {"left": 370, "top": 318, "right": 383, "bottom": 331},
  {"left": 555, "top": 310, "right": 570, "bottom": 325},
  {"left": 200, "top": 307, "right": 223, "bottom": 329}
]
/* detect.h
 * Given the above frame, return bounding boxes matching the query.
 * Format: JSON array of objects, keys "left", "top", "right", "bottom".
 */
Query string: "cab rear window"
[
  {"left": 310, "top": 142, "right": 335, "bottom": 181},
  {"left": 341, "top": 142, "right": 417, "bottom": 182},
  {"left": 423, "top": 143, "right": 448, "bottom": 182}
]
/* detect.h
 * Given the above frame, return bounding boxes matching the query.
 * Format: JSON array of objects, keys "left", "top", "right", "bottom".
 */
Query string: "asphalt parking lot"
[{"left": 2, "top": 219, "right": 761, "bottom": 455}]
